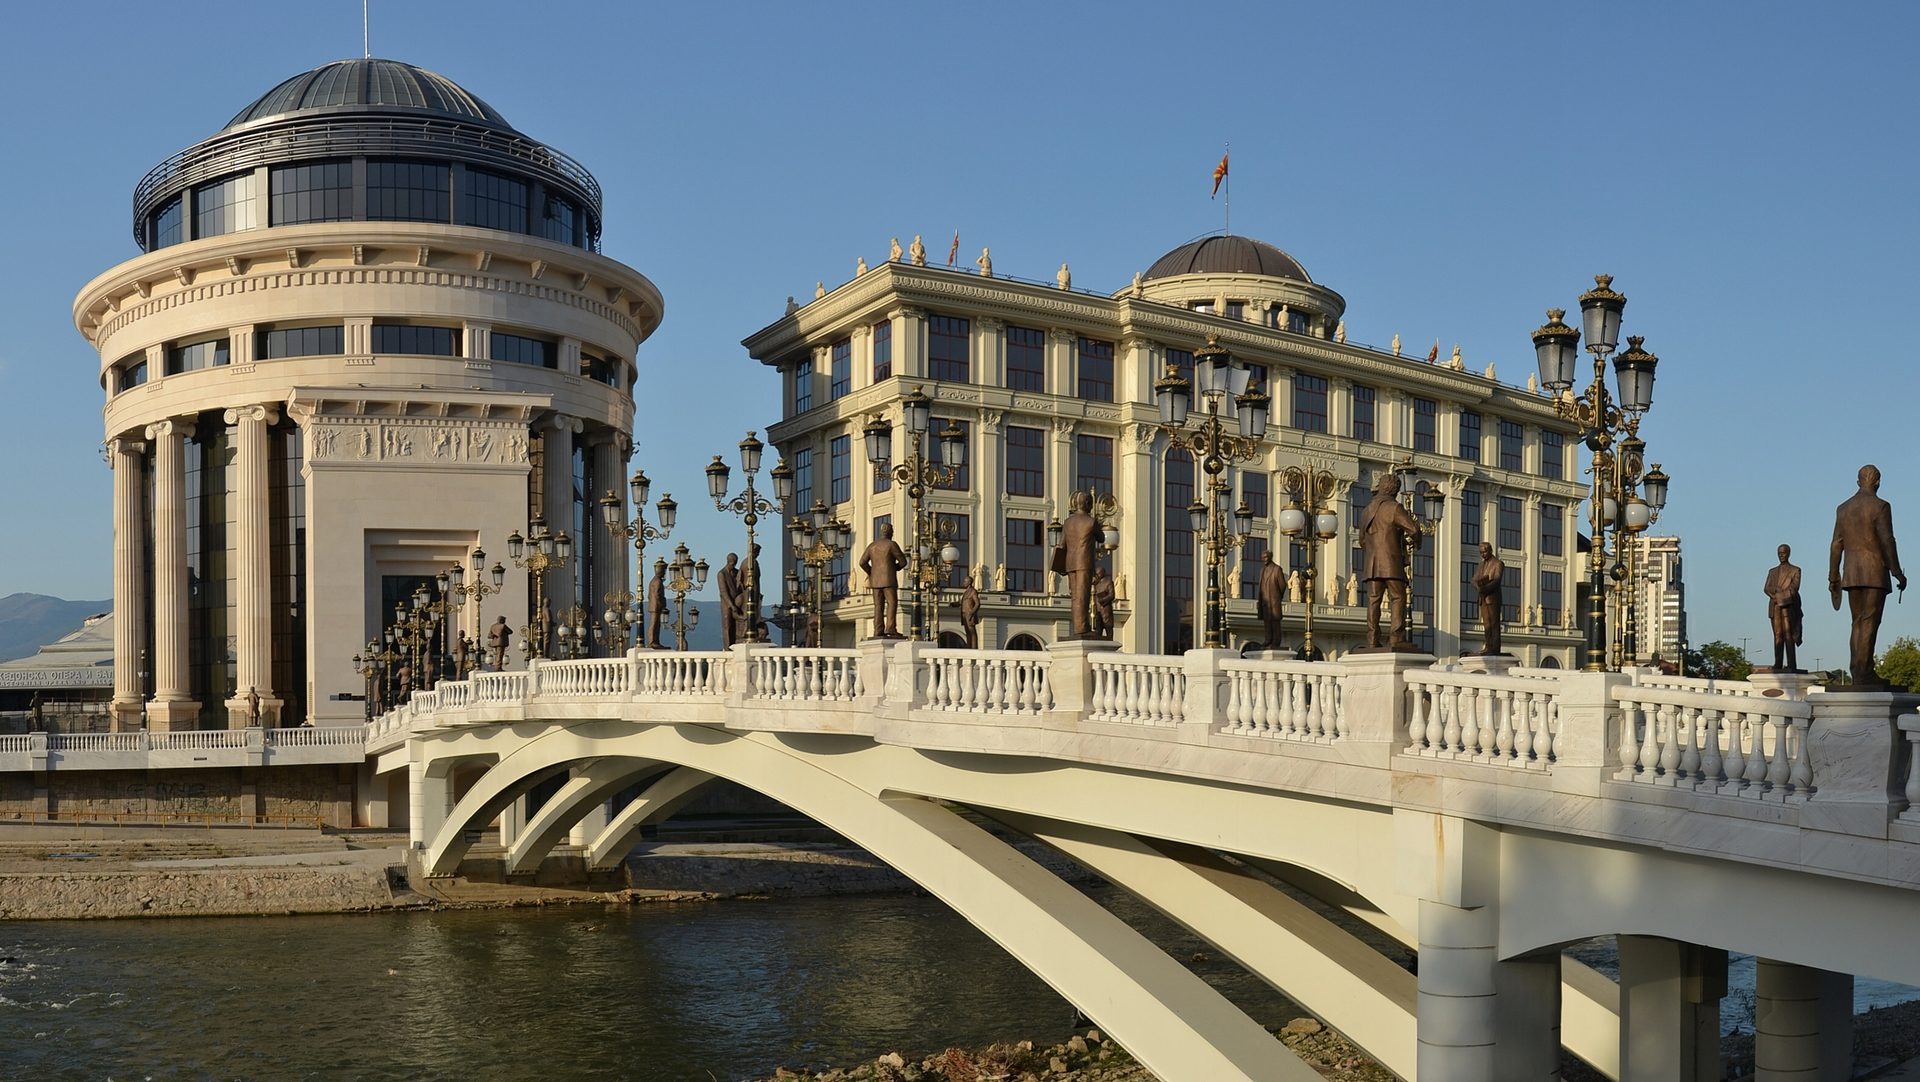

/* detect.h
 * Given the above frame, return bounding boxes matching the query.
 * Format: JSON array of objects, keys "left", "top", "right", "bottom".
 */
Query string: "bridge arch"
[{"left": 418, "top": 720, "right": 1322, "bottom": 1082}]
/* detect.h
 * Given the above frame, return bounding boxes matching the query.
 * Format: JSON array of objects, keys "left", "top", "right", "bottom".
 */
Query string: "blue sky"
[{"left": 2, "top": 1, "right": 1916, "bottom": 669}]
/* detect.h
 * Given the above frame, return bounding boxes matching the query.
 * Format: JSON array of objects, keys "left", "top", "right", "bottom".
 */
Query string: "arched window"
[
  {"left": 1007, "top": 634, "right": 1044, "bottom": 651},
  {"left": 937, "top": 631, "right": 968, "bottom": 649},
  {"left": 1540, "top": 655, "right": 1562, "bottom": 669}
]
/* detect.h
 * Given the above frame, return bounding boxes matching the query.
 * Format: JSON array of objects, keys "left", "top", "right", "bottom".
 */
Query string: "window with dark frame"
[
  {"left": 258, "top": 325, "right": 344, "bottom": 359},
  {"left": 792, "top": 354, "right": 813, "bottom": 413},
  {"left": 1541, "top": 570, "right": 1563, "bottom": 626},
  {"left": 1413, "top": 397, "right": 1437, "bottom": 452},
  {"left": 1500, "top": 420, "right": 1525, "bottom": 471},
  {"left": 829, "top": 339, "right": 852, "bottom": 400},
  {"left": 829, "top": 435, "right": 850, "bottom": 504},
  {"left": 1006, "top": 518, "right": 1045, "bottom": 593},
  {"left": 1006, "top": 326, "right": 1045, "bottom": 392},
  {"left": 490, "top": 332, "right": 554, "bottom": 368},
  {"left": 367, "top": 160, "right": 450, "bottom": 223},
  {"left": 1502, "top": 565, "right": 1522, "bottom": 624},
  {"left": 1541, "top": 430, "right": 1564, "bottom": 480},
  {"left": 1459, "top": 410, "right": 1481, "bottom": 462},
  {"left": 928, "top": 314, "right": 970, "bottom": 383},
  {"left": 1293, "top": 372, "right": 1329, "bottom": 432},
  {"left": 1498, "top": 495, "right": 1523, "bottom": 550},
  {"left": 934, "top": 420, "right": 970, "bottom": 490},
  {"left": 792, "top": 448, "right": 813, "bottom": 511},
  {"left": 1541, "top": 502, "right": 1564, "bottom": 556},
  {"left": 935, "top": 512, "right": 971, "bottom": 587},
  {"left": 872, "top": 321, "right": 893, "bottom": 383},
  {"left": 1005, "top": 426, "right": 1044, "bottom": 497},
  {"left": 1077, "top": 337, "right": 1114, "bottom": 402},
  {"left": 269, "top": 160, "right": 352, "bottom": 225},
  {"left": 1351, "top": 385, "right": 1376, "bottom": 441},
  {"left": 371, "top": 325, "right": 460, "bottom": 357},
  {"left": 1074, "top": 434, "right": 1113, "bottom": 497}
]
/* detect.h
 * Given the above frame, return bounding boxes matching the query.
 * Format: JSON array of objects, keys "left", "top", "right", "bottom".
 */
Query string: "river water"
[{"left": 0, "top": 891, "right": 1297, "bottom": 1082}]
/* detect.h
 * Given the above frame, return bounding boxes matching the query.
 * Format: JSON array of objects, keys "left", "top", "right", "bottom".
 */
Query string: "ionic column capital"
[
  {"left": 108, "top": 437, "right": 147, "bottom": 461},
  {"left": 222, "top": 404, "right": 280, "bottom": 426},
  {"left": 144, "top": 418, "right": 196, "bottom": 442}
]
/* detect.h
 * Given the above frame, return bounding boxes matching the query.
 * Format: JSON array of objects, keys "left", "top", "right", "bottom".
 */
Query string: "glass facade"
[
  {"left": 1541, "top": 502, "right": 1564, "bottom": 556},
  {"left": 1005, "top": 426, "right": 1044, "bottom": 497},
  {"left": 829, "top": 435, "right": 850, "bottom": 504},
  {"left": 166, "top": 338, "right": 229, "bottom": 376},
  {"left": 541, "top": 195, "right": 582, "bottom": 246},
  {"left": 1006, "top": 518, "right": 1045, "bottom": 593},
  {"left": 1459, "top": 486, "right": 1482, "bottom": 548},
  {"left": 367, "top": 160, "right": 450, "bottom": 222},
  {"left": 258, "top": 325, "right": 345, "bottom": 359},
  {"left": 1498, "top": 495, "right": 1523, "bottom": 550},
  {"left": 269, "top": 423, "right": 307, "bottom": 723},
  {"left": 1412, "top": 397, "right": 1437, "bottom": 452},
  {"left": 115, "top": 357, "right": 148, "bottom": 394},
  {"left": 1293, "top": 372, "right": 1328, "bottom": 432},
  {"left": 1351, "top": 385, "right": 1376, "bottom": 441},
  {"left": 791, "top": 448, "right": 813, "bottom": 512},
  {"left": 1074, "top": 434, "right": 1113, "bottom": 498},
  {"left": 1501, "top": 565, "right": 1522, "bottom": 623},
  {"left": 1164, "top": 448, "right": 1195, "bottom": 654},
  {"left": 1006, "top": 326, "right": 1045, "bottom": 392},
  {"left": 185, "top": 421, "right": 235, "bottom": 726},
  {"left": 928, "top": 315, "right": 970, "bottom": 383},
  {"left": 872, "top": 321, "right": 892, "bottom": 383},
  {"left": 150, "top": 197, "right": 183, "bottom": 248},
  {"left": 462, "top": 167, "right": 528, "bottom": 233},
  {"left": 1541, "top": 570, "right": 1563, "bottom": 626},
  {"left": 372, "top": 324, "right": 460, "bottom": 356},
  {"left": 829, "top": 339, "right": 851, "bottom": 400},
  {"left": 1076, "top": 338, "right": 1114, "bottom": 402},
  {"left": 1459, "top": 410, "right": 1481, "bottom": 462},
  {"left": 580, "top": 352, "right": 619, "bottom": 385},
  {"left": 1499, "top": 421, "right": 1525, "bottom": 471},
  {"left": 269, "top": 160, "right": 352, "bottom": 225},
  {"left": 194, "top": 173, "right": 259, "bottom": 239},
  {"left": 1541, "top": 431, "right": 1564, "bottom": 480},
  {"left": 792, "top": 354, "right": 812, "bottom": 413},
  {"left": 491, "top": 332, "right": 555, "bottom": 368}
]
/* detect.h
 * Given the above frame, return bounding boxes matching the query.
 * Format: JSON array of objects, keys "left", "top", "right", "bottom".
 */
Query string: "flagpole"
[{"left": 1223, "top": 142, "right": 1230, "bottom": 236}]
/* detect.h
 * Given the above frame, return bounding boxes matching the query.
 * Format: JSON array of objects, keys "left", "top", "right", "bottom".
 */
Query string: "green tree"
[
  {"left": 1876, "top": 636, "right": 1920, "bottom": 691},
  {"left": 1685, "top": 640, "right": 1753, "bottom": 681}
]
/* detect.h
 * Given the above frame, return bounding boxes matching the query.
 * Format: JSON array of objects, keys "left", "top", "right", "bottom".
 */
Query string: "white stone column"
[
  {"left": 1415, "top": 898, "right": 1500, "bottom": 1079},
  {"left": 224, "top": 405, "right": 279, "bottom": 727},
  {"left": 145, "top": 418, "right": 195, "bottom": 730},
  {"left": 110, "top": 436, "right": 148, "bottom": 732},
  {"left": 1755, "top": 959, "right": 1852, "bottom": 1081},
  {"left": 1618, "top": 935, "right": 1725, "bottom": 1082},
  {"left": 408, "top": 759, "right": 450, "bottom": 850}
]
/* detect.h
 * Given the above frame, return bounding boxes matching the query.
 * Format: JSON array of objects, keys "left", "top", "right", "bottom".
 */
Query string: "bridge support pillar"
[
  {"left": 1618, "top": 935, "right": 1725, "bottom": 1081},
  {"left": 1415, "top": 899, "right": 1561, "bottom": 1080},
  {"left": 1754, "top": 958, "right": 1852, "bottom": 1082},
  {"left": 408, "top": 759, "right": 450, "bottom": 849},
  {"left": 568, "top": 798, "right": 610, "bottom": 846},
  {"left": 498, "top": 795, "right": 526, "bottom": 849}
]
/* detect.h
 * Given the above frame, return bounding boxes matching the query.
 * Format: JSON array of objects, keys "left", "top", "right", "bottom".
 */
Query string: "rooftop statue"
[
  {"left": 1057, "top": 263, "right": 1071, "bottom": 290},
  {"left": 889, "top": 237, "right": 903, "bottom": 262},
  {"left": 977, "top": 247, "right": 993, "bottom": 278},
  {"left": 909, "top": 235, "right": 927, "bottom": 266}
]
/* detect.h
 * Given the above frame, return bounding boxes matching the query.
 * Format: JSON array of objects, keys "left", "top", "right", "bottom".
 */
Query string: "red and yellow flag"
[
  {"left": 1210, "top": 152, "right": 1230, "bottom": 198},
  {"left": 946, "top": 230, "right": 960, "bottom": 266}
]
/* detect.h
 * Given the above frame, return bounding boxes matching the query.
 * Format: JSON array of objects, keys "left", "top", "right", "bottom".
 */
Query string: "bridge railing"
[
  {"left": 1613, "top": 683, "right": 1814, "bottom": 798},
  {"left": 634, "top": 650, "right": 729, "bottom": 698},
  {"left": 928, "top": 649, "right": 1054, "bottom": 716},
  {"left": 1405, "top": 667, "right": 1559, "bottom": 769},
  {"left": 745, "top": 647, "right": 863, "bottom": 702},
  {"left": 1087, "top": 653, "right": 1184, "bottom": 726}
]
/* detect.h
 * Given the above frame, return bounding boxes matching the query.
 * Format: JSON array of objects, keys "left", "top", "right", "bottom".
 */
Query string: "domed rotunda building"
[{"left": 74, "top": 59, "right": 662, "bottom": 732}]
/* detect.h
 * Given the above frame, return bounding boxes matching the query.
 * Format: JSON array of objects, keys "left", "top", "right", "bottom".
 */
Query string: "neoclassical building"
[
  {"left": 73, "top": 59, "right": 661, "bottom": 731},
  {"left": 749, "top": 237, "right": 1587, "bottom": 664}
]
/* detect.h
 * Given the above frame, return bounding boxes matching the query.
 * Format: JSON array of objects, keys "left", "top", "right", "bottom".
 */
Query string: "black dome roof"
[
  {"left": 222, "top": 58, "right": 515, "bottom": 133},
  {"left": 1144, "top": 235, "right": 1311, "bottom": 284}
]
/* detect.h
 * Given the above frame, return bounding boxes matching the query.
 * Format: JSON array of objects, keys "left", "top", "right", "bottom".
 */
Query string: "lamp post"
[
  {"left": 506, "top": 518, "right": 572, "bottom": 661},
  {"left": 864, "top": 388, "right": 966, "bottom": 641},
  {"left": 416, "top": 571, "right": 460, "bottom": 680},
  {"left": 1531, "top": 276, "right": 1669, "bottom": 671},
  {"left": 707, "top": 432, "right": 793, "bottom": 645},
  {"left": 600, "top": 470, "right": 677, "bottom": 653},
  {"left": 1277, "top": 467, "right": 1341, "bottom": 660},
  {"left": 388, "top": 590, "right": 434, "bottom": 698},
  {"left": 790, "top": 500, "right": 853, "bottom": 648},
  {"left": 1154, "top": 337, "right": 1270, "bottom": 649},
  {"left": 351, "top": 640, "right": 381, "bottom": 720},
  {"left": 447, "top": 548, "right": 506, "bottom": 672},
  {"left": 1387, "top": 458, "right": 1448, "bottom": 649},
  {"left": 663, "top": 541, "right": 709, "bottom": 651}
]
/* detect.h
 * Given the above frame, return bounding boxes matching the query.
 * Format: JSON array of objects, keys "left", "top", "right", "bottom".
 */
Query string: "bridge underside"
[{"left": 393, "top": 718, "right": 1917, "bottom": 1082}]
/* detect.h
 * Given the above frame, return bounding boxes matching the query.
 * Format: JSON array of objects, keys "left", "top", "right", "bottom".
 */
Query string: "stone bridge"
[{"left": 366, "top": 641, "right": 1920, "bottom": 1082}]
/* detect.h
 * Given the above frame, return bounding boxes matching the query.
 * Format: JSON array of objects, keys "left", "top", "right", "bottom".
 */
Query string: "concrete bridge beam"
[
  {"left": 505, "top": 757, "right": 660, "bottom": 874},
  {"left": 587, "top": 766, "right": 715, "bottom": 870}
]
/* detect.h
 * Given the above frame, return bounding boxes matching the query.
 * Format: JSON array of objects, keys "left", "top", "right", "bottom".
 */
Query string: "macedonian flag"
[{"left": 1210, "top": 152, "right": 1230, "bottom": 198}]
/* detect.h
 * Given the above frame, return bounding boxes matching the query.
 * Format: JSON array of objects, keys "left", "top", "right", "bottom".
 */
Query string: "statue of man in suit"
[
  {"left": 1765, "top": 543, "right": 1803, "bottom": 672},
  {"left": 1359, "top": 472, "right": 1422, "bottom": 649},
  {"left": 859, "top": 524, "right": 908, "bottom": 638},
  {"left": 1256, "top": 550, "right": 1287, "bottom": 649},
  {"left": 1472, "top": 541, "right": 1506, "bottom": 656},
  {"left": 1051, "top": 491, "right": 1101, "bottom": 638},
  {"left": 716, "top": 553, "right": 743, "bottom": 648},
  {"left": 1830, "top": 465, "right": 1905, "bottom": 686}
]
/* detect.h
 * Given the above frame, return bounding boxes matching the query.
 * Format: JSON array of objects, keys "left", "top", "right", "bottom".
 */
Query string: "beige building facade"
[
  {"left": 72, "top": 59, "right": 661, "bottom": 731},
  {"left": 749, "top": 237, "right": 1587, "bottom": 664}
]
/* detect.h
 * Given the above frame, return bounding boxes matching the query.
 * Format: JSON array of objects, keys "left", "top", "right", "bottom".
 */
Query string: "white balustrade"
[
  {"left": 1222, "top": 659, "right": 1345, "bottom": 741},
  {"left": 1611, "top": 685, "right": 1812, "bottom": 799},
  {"left": 148, "top": 730, "right": 248, "bottom": 751},
  {"left": 265, "top": 726, "right": 369, "bottom": 748},
  {"left": 50, "top": 733, "right": 147, "bottom": 752},
  {"left": 535, "top": 658, "right": 630, "bottom": 698},
  {"left": 0, "top": 735, "right": 32, "bottom": 754},
  {"left": 1404, "top": 667, "right": 1558, "bottom": 768},
  {"left": 748, "top": 648, "right": 863, "bottom": 702},
  {"left": 1900, "top": 714, "right": 1920, "bottom": 822},
  {"left": 470, "top": 670, "right": 531, "bottom": 703},
  {"left": 1087, "top": 655, "right": 1183, "bottom": 725},
  {"left": 926, "top": 650, "right": 1055, "bottom": 717},
  {"left": 636, "top": 651, "right": 729, "bottom": 698}
]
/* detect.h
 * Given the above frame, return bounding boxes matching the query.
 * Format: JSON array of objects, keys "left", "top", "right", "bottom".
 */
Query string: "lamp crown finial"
[{"left": 1546, "top": 307, "right": 1565, "bottom": 321}]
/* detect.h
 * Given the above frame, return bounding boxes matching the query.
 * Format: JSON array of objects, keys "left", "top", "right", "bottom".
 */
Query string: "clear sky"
[{"left": 2, "top": 1, "right": 1916, "bottom": 669}]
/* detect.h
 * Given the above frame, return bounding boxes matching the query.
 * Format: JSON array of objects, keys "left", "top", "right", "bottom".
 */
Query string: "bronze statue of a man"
[
  {"left": 743, "top": 543, "right": 767, "bottom": 642},
  {"left": 1765, "top": 543, "right": 1804, "bottom": 671},
  {"left": 1830, "top": 465, "right": 1905, "bottom": 686},
  {"left": 1471, "top": 541, "right": 1506, "bottom": 655},
  {"left": 1256, "top": 550, "right": 1287, "bottom": 649},
  {"left": 958, "top": 572, "right": 981, "bottom": 649},
  {"left": 859, "top": 524, "right": 908, "bottom": 638},
  {"left": 646, "top": 558, "right": 669, "bottom": 649},
  {"left": 486, "top": 616, "right": 511, "bottom": 671},
  {"left": 1359, "top": 472, "right": 1422, "bottom": 649},
  {"left": 1091, "top": 565, "right": 1115, "bottom": 640},
  {"left": 1052, "top": 491, "right": 1101, "bottom": 638},
  {"left": 716, "top": 552, "right": 743, "bottom": 648}
]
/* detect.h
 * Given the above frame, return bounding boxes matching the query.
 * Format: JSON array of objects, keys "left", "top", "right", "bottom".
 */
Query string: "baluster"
[
  {"left": 1677, "top": 706, "right": 1702, "bottom": 782},
  {"left": 1143, "top": 668, "right": 1161, "bottom": 724},
  {"left": 1437, "top": 685, "right": 1460, "bottom": 753},
  {"left": 1407, "top": 683, "right": 1428, "bottom": 751},
  {"left": 1514, "top": 691, "right": 1537, "bottom": 762},
  {"left": 1904, "top": 732, "right": 1920, "bottom": 812},
  {"left": 1721, "top": 709, "right": 1747, "bottom": 791},
  {"left": 1492, "top": 689, "right": 1515, "bottom": 762},
  {"left": 1471, "top": 686, "right": 1493, "bottom": 758},
  {"left": 1252, "top": 671, "right": 1272, "bottom": 734},
  {"left": 1697, "top": 708, "right": 1724, "bottom": 790},
  {"left": 1656, "top": 704, "right": 1683, "bottom": 783},
  {"left": 1743, "top": 711, "right": 1771, "bottom": 792},
  {"left": 1286, "top": 674, "right": 1305, "bottom": 737},
  {"left": 1633, "top": 701, "right": 1660, "bottom": 781},
  {"left": 1764, "top": 716, "right": 1790, "bottom": 793},
  {"left": 1328, "top": 675, "right": 1346, "bottom": 739},
  {"left": 1089, "top": 666, "right": 1108, "bottom": 720},
  {"left": 1425, "top": 684, "right": 1447, "bottom": 751},
  {"left": 1787, "top": 716, "right": 1813, "bottom": 796},
  {"left": 1302, "top": 673, "right": 1322, "bottom": 738}
]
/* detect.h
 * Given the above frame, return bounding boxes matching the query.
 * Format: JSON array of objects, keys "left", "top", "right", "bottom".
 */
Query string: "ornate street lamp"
[
  {"left": 1531, "top": 276, "right": 1671, "bottom": 671},
  {"left": 708, "top": 432, "right": 792, "bottom": 644},
  {"left": 506, "top": 518, "right": 572, "bottom": 660},
  {"left": 1277, "top": 467, "right": 1342, "bottom": 660},
  {"left": 447, "top": 548, "right": 506, "bottom": 672},
  {"left": 663, "top": 541, "right": 709, "bottom": 650},
  {"left": 865, "top": 389, "right": 966, "bottom": 640},
  {"left": 790, "top": 501, "right": 854, "bottom": 648},
  {"left": 1155, "top": 336, "right": 1270, "bottom": 648},
  {"left": 601, "top": 470, "right": 677, "bottom": 653}
]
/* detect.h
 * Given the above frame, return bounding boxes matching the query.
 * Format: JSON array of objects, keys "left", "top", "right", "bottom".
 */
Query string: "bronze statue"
[
  {"left": 1091, "top": 565, "right": 1115, "bottom": 640},
  {"left": 1471, "top": 541, "right": 1506, "bottom": 655},
  {"left": 1829, "top": 465, "right": 1906, "bottom": 686},
  {"left": 646, "top": 558, "right": 668, "bottom": 649},
  {"left": 246, "top": 686, "right": 260, "bottom": 726},
  {"left": 859, "top": 524, "right": 908, "bottom": 638},
  {"left": 1765, "top": 543, "right": 1804, "bottom": 671},
  {"left": 1359, "top": 472, "right": 1422, "bottom": 649},
  {"left": 717, "top": 552, "right": 743, "bottom": 648},
  {"left": 958, "top": 572, "right": 981, "bottom": 648},
  {"left": 744, "top": 543, "right": 767, "bottom": 642},
  {"left": 452, "top": 631, "right": 470, "bottom": 676},
  {"left": 1052, "top": 491, "right": 1101, "bottom": 638},
  {"left": 1256, "top": 550, "right": 1287, "bottom": 649},
  {"left": 487, "top": 616, "right": 512, "bottom": 671}
]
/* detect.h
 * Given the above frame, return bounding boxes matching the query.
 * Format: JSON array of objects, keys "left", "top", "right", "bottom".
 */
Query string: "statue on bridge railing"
[
  {"left": 1256, "top": 550, "right": 1286, "bottom": 649},
  {"left": 1830, "top": 464, "right": 1905, "bottom": 686},
  {"left": 1472, "top": 541, "right": 1508, "bottom": 656},
  {"left": 487, "top": 616, "right": 512, "bottom": 672},
  {"left": 1359, "top": 472, "right": 1422, "bottom": 650},
  {"left": 717, "top": 552, "right": 744, "bottom": 648},
  {"left": 1052, "top": 490, "right": 1101, "bottom": 639},
  {"left": 1091, "top": 565, "right": 1115, "bottom": 640},
  {"left": 860, "top": 523, "right": 907, "bottom": 639},
  {"left": 958, "top": 571, "right": 981, "bottom": 648},
  {"left": 647, "top": 559, "right": 669, "bottom": 649},
  {"left": 1765, "top": 543, "right": 1804, "bottom": 672}
]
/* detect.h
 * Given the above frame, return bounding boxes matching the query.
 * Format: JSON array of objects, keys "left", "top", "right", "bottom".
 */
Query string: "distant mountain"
[{"left": 0, "top": 594, "right": 110, "bottom": 662}]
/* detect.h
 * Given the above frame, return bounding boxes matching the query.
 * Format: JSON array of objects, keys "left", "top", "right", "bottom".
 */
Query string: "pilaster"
[
  {"left": 145, "top": 418, "right": 196, "bottom": 730},
  {"left": 225, "top": 404, "right": 280, "bottom": 727},
  {"left": 110, "top": 436, "right": 148, "bottom": 731}
]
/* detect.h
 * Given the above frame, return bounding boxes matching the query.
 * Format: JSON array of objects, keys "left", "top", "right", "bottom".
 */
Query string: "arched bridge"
[{"left": 366, "top": 641, "right": 1920, "bottom": 1082}]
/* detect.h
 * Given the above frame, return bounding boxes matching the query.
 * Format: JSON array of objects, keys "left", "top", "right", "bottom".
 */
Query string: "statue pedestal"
[
  {"left": 1748, "top": 671, "right": 1819, "bottom": 701},
  {"left": 1800, "top": 690, "right": 1901, "bottom": 836},
  {"left": 1250, "top": 648, "right": 1298, "bottom": 662},
  {"left": 1457, "top": 654, "right": 1518, "bottom": 677}
]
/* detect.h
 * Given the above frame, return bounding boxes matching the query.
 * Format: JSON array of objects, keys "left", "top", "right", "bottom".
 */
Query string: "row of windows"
[{"left": 145, "top": 160, "right": 594, "bottom": 250}]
